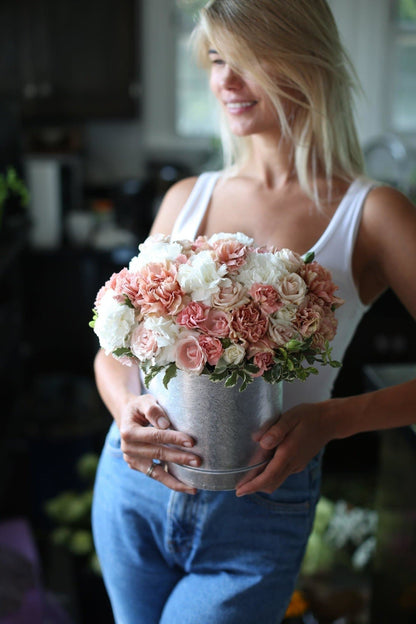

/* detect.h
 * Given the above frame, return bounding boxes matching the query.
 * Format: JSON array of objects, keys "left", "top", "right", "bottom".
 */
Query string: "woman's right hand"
[{"left": 118, "top": 392, "right": 201, "bottom": 494}]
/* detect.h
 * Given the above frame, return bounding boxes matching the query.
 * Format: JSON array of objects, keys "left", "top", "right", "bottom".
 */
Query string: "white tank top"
[{"left": 171, "top": 171, "right": 375, "bottom": 411}]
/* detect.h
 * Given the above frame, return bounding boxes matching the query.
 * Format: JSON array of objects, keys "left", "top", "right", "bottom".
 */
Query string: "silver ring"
[{"left": 146, "top": 461, "right": 157, "bottom": 478}]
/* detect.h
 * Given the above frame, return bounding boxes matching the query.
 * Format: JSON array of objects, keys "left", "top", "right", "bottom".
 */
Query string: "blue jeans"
[{"left": 92, "top": 422, "right": 321, "bottom": 624}]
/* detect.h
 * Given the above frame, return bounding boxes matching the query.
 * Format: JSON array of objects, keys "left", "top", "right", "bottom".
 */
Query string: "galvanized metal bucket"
[{"left": 147, "top": 371, "right": 282, "bottom": 491}]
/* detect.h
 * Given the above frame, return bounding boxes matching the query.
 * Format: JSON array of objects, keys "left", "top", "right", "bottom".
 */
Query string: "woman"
[{"left": 92, "top": 1, "right": 416, "bottom": 623}]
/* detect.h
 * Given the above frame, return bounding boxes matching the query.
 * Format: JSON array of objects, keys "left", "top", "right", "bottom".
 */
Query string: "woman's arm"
[
  {"left": 236, "top": 186, "right": 416, "bottom": 496},
  {"left": 93, "top": 176, "right": 201, "bottom": 493}
]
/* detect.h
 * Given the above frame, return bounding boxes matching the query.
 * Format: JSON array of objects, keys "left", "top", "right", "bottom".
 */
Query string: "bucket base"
[{"left": 168, "top": 460, "right": 267, "bottom": 491}]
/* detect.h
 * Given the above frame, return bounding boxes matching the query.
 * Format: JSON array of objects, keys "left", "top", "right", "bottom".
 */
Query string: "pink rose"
[
  {"left": 211, "top": 281, "right": 249, "bottom": 310},
  {"left": 267, "top": 317, "right": 298, "bottom": 347},
  {"left": 301, "top": 262, "right": 343, "bottom": 306},
  {"left": 277, "top": 273, "right": 307, "bottom": 306},
  {"left": 230, "top": 303, "right": 268, "bottom": 343},
  {"left": 176, "top": 302, "right": 209, "bottom": 330},
  {"left": 137, "top": 262, "right": 185, "bottom": 315},
  {"left": 130, "top": 324, "right": 159, "bottom": 361},
  {"left": 200, "top": 309, "right": 231, "bottom": 338},
  {"left": 212, "top": 239, "right": 247, "bottom": 273},
  {"left": 198, "top": 335, "right": 223, "bottom": 365},
  {"left": 175, "top": 333, "right": 207, "bottom": 373},
  {"left": 249, "top": 283, "right": 282, "bottom": 314}
]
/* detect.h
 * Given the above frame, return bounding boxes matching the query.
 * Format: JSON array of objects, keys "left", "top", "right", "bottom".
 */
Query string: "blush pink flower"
[
  {"left": 247, "top": 338, "right": 275, "bottom": 376},
  {"left": 313, "top": 312, "right": 338, "bottom": 350},
  {"left": 267, "top": 317, "right": 298, "bottom": 347},
  {"left": 301, "top": 262, "right": 343, "bottom": 307},
  {"left": 295, "top": 303, "right": 322, "bottom": 338},
  {"left": 176, "top": 301, "right": 209, "bottom": 330},
  {"left": 211, "top": 281, "right": 249, "bottom": 310},
  {"left": 95, "top": 268, "right": 140, "bottom": 307},
  {"left": 175, "top": 333, "right": 207, "bottom": 373},
  {"left": 249, "top": 283, "right": 282, "bottom": 314},
  {"left": 130, "top": 323, "right": 160, "bottom": 361},
  {"left": 200, "top": 309, "right": 231, "bottom": 337},
  {"left": 198, "top": 335, "right": 223, "bottom": 366},
  {"left": 212, "top": 239, "right": 247, "bottom": 273},
  {"left": 137, "top": 262, "right": 184, "bottom": 315},
  {"left": 230, "top": 303, "right": 268, "bottom": 343}
]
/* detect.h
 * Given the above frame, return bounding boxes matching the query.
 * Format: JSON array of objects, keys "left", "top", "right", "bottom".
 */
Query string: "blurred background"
[{"left": 0, "top": 1, "right": 415, "bottom": 623}]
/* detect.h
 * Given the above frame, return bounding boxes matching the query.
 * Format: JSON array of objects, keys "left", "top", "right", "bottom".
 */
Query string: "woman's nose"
[{"left": 221, "top": 66, "right": 244, "bottom": 89}]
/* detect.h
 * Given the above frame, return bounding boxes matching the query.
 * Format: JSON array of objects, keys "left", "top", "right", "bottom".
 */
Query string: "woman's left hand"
[{"left": 235, "top": 401, "right": 333, "bottom": 497}]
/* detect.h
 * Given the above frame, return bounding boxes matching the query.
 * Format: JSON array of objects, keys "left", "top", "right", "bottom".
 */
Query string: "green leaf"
[
  {"left": 163, "top": 363, "right": 177, "bottom": 388},
  {"left": 303, "top": 251, "right": 315, "bottom": 264},
  {"left": 224, "top": 370, "right": 239, "bottom": 387},
  {"left": 113, "top": 347, "right": 133, "bottom": 358}
]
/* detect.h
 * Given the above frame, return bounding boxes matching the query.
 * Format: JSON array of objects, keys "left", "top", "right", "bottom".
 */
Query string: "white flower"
[
  {"left": 223, "top": 343, "right": 246, "bottom": 365},
  {"left": 129, "top": 239, "right": 183, "bottom": 271},
  {"left": 277, "top": 272, "right": 307, "bottom": 305},
  {"left": 236, "top": 251, "right": 288, "bottom": 288},
  {"left": 94, "top": 289, "right": 135, "bottom": 354},
  {"left": 208, "top": 231, "right": 254, "bottom": 246},
  {"left": 143, "top": 315, "right": 180, "bottom": 348},
  {"left": 276, "top": 248, "right": 304, "bottom": 273},
  {"left": 273, "top": 303, "right": 298, "bottom": 323},
  {"left": 177, "top": 250, "right": 227, "bottom": 304}
]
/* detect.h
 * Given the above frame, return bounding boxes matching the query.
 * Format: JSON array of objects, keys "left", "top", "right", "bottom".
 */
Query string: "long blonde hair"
[{"left": 192, "top": 0, "right": 364, "bottom": 204}]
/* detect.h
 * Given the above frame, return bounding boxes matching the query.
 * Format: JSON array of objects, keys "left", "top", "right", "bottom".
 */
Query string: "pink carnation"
[
  {"left": 198, "top": 335, "right": 223, "bottom": 366},
  {"left": 175, "top": 333, "right": 207, "bottom": 373},
  {"left": 295, "top": 303, "right": 322, "bottom": 338},
  {"left": 301, "top": 262, "right": 343, "bottom": 306},
  {"left": 212, "top": 239, "right": 247, "bottom": 273},
  {"left": 231, "top": 303, "right": 268, "bottom": 343},
  {"left": 249, "top": 283, "right": 282, "bottom": 314},
  {"left": 247, "top": 339, "right": 275, "bottom": 377},
  {"left": 137, "top": 262, "right": 185, "bottom": 315},
  {"left": 313, "top": 312, "right": 338, "bottom": 350}
]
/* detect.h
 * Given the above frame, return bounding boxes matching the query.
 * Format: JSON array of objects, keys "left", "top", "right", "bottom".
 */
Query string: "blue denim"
[{"left": 92, "top": 421, "right": 321, "bottom": 624}]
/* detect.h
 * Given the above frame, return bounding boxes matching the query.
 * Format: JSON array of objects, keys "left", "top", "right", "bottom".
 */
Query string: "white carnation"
[
  {"left": 177, "top": 250, "right": 227, "bottom": 304},
  {"left": 129, "top": 239, "right": 183, "bottom": 271},
  {"left": 94, "top": 289, "right": 135, "bottom": 354},
  {"left": 144, "top": 315, "right": 180, "bottom": 348},
  {"left": 236, "top": 251, "right": 288, "bottom": 287},
  {"left": 208, "top": 231, "right": 254, "bottom": 246}
]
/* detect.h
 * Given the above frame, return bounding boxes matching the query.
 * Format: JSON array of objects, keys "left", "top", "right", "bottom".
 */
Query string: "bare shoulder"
[
  {"left": 150, "top": 176, "right": 199, "bottom": 236},
  {"left": 359, "top": 184, "right": 416, "bottom": 313}
]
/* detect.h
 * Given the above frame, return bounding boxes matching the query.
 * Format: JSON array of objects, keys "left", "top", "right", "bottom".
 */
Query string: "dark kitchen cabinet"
[{"left": 0, "top": 0, "right": 140, "bottom": 121}]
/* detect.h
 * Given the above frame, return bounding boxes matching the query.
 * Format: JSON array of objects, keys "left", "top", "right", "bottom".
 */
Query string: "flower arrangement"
[{"left": 90, "top": 232, "right": 343, "bottom": 391}]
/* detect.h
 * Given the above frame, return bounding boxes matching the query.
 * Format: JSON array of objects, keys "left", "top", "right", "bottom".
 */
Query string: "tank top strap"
[
  {"left": 171, "top": 171, "right": 222, "bottom": 240},
  {"left": 313, "top": 176, "right": 377, "bottom": 275}
]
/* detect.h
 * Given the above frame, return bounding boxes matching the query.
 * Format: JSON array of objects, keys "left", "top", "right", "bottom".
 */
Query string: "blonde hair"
[{"left": 191, "top": 0, "right": 364, "bottom": 204}]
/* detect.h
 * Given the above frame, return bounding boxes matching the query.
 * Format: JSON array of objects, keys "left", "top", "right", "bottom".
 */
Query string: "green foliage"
[
  {"left": 44, "top": 453, "right": 100, "bottom": 574},
  {"left": 398, "top": 0, "right": 416, "bottom": 21},
  {"left": 0, "top": 167, "right": 29, "bottom": 230}
]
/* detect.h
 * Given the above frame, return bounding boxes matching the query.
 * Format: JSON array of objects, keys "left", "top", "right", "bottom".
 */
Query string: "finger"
[
  {"left": 121, "top": 421, "right": 196, "bottom": 450},
  {"left": 235, "top": 447, "right": 292, "bottom": 496},
  {"left": 139, "top": 394, "right": 172, "bottom": 429},
  {"left": 129, "top": 459, "right": 197, "bottom": 494},
  {"left": 259, "top": 413, "right": 297, "bottom": 449},
  {"left": 123, "top": 440, "right": 201, "bottom": 468}
]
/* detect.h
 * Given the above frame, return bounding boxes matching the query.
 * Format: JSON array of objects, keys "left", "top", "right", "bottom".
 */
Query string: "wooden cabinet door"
[{"left": 0, "top": 0, "right": 139, "bottom": 121}]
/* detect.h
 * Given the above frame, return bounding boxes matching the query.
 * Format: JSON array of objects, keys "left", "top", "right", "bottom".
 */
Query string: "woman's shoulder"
[{"left": 150, "top": 176, "right": 199, "bottom": 236}]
